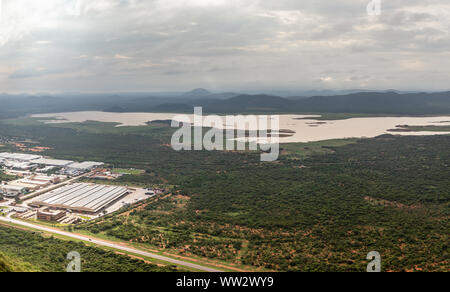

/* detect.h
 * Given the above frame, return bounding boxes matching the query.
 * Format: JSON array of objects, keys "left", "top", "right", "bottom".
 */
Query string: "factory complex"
[
  {"left": 30, "top": 183, "right": 130, "bottom": 215},
  {"left": 1, "top": 152, "right": 154, "bottom": 224},
  {"left": 0, "top": 152, "right": 104, "bottom": 175},
  {"left": 0, "top": 152, "right": 104, "bottom": 198}
]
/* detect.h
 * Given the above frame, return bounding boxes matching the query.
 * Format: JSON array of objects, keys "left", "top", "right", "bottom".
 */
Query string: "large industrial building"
[
  {"left": 0, "top": 185, "right": 27, "bottom": 197},
  {"left": 30, "top": 183, "right": 129, "bottom": 214},
  {"left": 0, "top": 152, "right": 103, "bottom": 173},
  {"left": 31, "top": 158, "right": 74, "bottom": 167},
  {"left": 0, "top": 152, "right": 41, "bottom": 162},
  {"left": 66, "top": 161, "right": 104, "bottom": 171}
]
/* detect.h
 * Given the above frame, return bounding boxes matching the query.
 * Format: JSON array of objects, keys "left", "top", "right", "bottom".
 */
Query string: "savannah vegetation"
[
  {"left": 0, "top": 117, "right": 448, "bottom": 272},
  {"left": 0, "top": 225, "right": 178, "bottom": 272}
]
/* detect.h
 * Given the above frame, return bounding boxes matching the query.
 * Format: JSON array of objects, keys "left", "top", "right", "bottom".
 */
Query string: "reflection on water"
[{"left": 33, "top": 112, "right": 450, "bottom": 143}]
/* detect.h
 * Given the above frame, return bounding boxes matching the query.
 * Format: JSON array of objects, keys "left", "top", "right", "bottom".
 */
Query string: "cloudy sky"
[{"left": 0, "top": 0, "right": 449, "bottom": 93}]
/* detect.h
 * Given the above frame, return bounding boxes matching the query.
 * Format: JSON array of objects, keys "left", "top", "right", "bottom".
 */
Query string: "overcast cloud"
[{"left": 0, "top": 0, "right": 449, "bottom": 93}]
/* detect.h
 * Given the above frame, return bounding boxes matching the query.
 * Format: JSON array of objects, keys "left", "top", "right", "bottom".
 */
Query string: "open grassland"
[{"left": 112, "top": 168, "right": 146, "bottom": 175}]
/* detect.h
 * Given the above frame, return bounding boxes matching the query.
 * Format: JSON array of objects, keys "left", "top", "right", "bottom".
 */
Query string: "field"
[
  {"left": 112, "top": 168, "right": 146, "bottom": 175},
  {"left": 0, "top": 117, "right": 448, "bottom": 272}
]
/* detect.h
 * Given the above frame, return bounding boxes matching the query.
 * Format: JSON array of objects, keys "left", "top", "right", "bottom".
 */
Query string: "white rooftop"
[
  {"left": 1, "top": 185, "right": 27, "bottom": 191},
  {"left": 67, "top": 161, "right": 104, "bottom": 170},
  {"left": 31, "top": 158, "right": 74, "bottom": 167},
  {"left": 34, "top": 183, "right": 128, "bottom": 213},
  {"left": 17, "top": 179, "right": 49, "bottom": 186},
  {"left": 0, "top": 152, "right": 42, "bottom": 161}
]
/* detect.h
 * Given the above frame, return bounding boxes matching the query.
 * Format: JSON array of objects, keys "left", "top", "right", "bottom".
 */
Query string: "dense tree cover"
[
  {"left": 0, "top": 254, "right": 20, "bottom": 272},
  {"left": 0, "top": 225, "right": 178, "bottom": 272},
  {"left": 0, "top": 119, "right": 448, "bottom": 271}
]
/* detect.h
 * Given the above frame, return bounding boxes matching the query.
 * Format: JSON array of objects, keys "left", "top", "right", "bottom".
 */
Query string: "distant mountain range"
[
  {"left": 0, "top": 90, "right": 449, "bottom": 119},
  {"left": 183, "top": 88, "right": 211, "bottom": 97},
  {"left": 145, "top": 91, "right": 450, "bottom": 115}
]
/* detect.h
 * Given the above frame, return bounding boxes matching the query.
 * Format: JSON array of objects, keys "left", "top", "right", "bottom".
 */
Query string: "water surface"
[{"left": 33, "top": 112, "right": 450, "bottom": 143}]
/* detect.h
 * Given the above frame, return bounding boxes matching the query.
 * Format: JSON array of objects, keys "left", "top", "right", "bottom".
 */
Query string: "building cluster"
[
  {"left": 0, "top": 153, "right": 152, "bottom": 224},
  {"left": 0, "top": 152, "right": 104, "bottom": 176},
  {"left": 0, "top": 152, "right": 104, "bottom": 198},
  {"left": 0, "top": 175, "right": 61, "bottom": 198}
]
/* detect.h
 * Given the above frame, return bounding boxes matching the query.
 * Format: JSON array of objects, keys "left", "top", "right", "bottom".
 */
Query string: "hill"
[
  {"left": 0, "top": 91, "right": 449, "bottom": 118},
  {"left": 183, "top": 88, "right": 211, "bottom": 97},
  {"left": 149, "top": 91, "right": 450, "bottom": 114}
]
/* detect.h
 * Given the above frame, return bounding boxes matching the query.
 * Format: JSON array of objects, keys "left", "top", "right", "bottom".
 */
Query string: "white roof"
[
  {"left": 0, "top": 152, "right": 41, "bottom": 161},
  {"left": 67, "top": 161, "right": 104, "bottom": 170},
  {"left": 31, "top": 158, "right": 74, "bottom": 167},
  {"left": 4, "top": 170, "right": 31, "bottom": 174},
  {"left": 36, "top": 166, "right": 56, "bottom": 171},
  {"left": 1, "top": 185, "right": 26, "bottom": 191},
  {"left": 17, "top": 179, "right": 49, "bottom": 186},
  {"left": 35, "top": 183, "right": 128, "bottom": 212},
  {"left": 33, "top": 176, "right": 57, "bottom": 181},
  {"left": 6, "top": 162, "right": 33, "bottom": 168}
]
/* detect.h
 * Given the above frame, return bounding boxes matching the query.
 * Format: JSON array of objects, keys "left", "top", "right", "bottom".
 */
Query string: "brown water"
[{"left": 33, "top": 112, "right": 450, "bottom": 143}]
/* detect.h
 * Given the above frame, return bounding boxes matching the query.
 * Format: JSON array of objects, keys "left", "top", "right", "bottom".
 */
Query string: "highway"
[{"left": 0, "top": 216, "right": 222, "bottom": 272}]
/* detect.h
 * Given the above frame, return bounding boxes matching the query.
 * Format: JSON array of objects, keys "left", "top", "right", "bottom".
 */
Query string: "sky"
[{"left": 0, "top": 0, "right": 449, "bottom": 93}]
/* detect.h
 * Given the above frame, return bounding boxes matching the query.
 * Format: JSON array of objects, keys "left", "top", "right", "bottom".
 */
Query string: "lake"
[{"left": 32, "top": 112, "right": 450, "bottom": 143}]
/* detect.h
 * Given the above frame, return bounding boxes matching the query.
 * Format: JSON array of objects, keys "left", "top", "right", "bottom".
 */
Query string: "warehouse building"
[
  {"left": 3, "top": 170, "right": 32, "bottom": 177},
  {"left": 0, "top": 185, "right": 27, "bottom": 197},
  {"left": 30, "top": 183, "right": 129, "bottom": 215},
  {"left": 8, "top": 182, "right": 40, "bottom": 191},
  {"left": 2, "top": 161, "right": 35, "bottom": 170},
  {"left": 0, "top": 152, "right": 41, "bottom": 162},
  {"left": 36, "top": 166, "right": 56, "bottom": 173},
  {"left": 31, "top": 158, "right": 74, "bottom": 167},
  {"left": 32, "top": 175, "right": 61, "bottom": 184},
  {"left": 66, "top": 161, "right": 104, "bottom": 171},
  {"left": 17, "top": 179, "right": 51, "bottom": 187}
]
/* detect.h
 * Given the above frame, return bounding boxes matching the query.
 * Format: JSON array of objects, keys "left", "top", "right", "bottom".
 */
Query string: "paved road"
[{"left": 0, "top": 216, "right": 222, "bottom": 272}]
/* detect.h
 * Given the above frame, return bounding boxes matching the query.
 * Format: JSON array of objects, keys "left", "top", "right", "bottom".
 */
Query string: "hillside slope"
[{"left": 0, "top": 253, "right": 36, "bottom": 272}]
